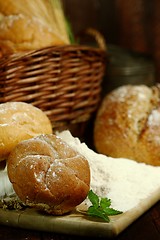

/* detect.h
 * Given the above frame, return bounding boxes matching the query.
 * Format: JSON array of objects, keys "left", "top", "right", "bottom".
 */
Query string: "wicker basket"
[{"left": 0, "top": 30, "right": 106, "bottom": 137}]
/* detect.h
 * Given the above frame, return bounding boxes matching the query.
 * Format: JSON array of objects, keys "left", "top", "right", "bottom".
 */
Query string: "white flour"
[{"left": 58, "top": 130, "right": 160, "bottom": 212}]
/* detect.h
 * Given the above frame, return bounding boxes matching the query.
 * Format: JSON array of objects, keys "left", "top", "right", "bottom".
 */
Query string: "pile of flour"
[{"left": 58, "top": 130, "right": 160, "bottom": 212}]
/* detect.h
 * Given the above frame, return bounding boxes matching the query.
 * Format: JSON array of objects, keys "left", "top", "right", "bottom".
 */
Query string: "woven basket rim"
[
  {"left": 0, "top": 40, "right": 106, "bottom": 131},
  {"left": 0, "top": 44, "right": 106, "bottom": 63}
]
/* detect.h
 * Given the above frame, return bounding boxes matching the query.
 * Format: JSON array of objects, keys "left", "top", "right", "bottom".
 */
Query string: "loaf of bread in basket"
[{"left": 0, "top": 0, "right": 70, "bottom": 55}]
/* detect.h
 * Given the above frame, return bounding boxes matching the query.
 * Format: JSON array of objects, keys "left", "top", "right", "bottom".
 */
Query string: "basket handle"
[
  {"left": 77, "top": 28, "right": 107, "bottom": 51},
  {"left": 84, "top": 28, "right": 107, "bottom": 51}
]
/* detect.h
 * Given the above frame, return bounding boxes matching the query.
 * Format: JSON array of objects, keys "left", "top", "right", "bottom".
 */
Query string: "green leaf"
[
  {"left": 88, "top": 189, "right": 99, "bottom": 208},
  {"left": 88, "top": 206, "right": 110, "bottom": 222},
  {"left": 86, "top": 190, "right": 123, "bottom": 222},
  {"left": 65, "top": 17, "right": 76, "bottom": 44},
  {"left": 100, "top": 197, "right": 111, "bottom": 208},
  {"left": 103, "top": 207, "right": 123, "bottom": 216}
]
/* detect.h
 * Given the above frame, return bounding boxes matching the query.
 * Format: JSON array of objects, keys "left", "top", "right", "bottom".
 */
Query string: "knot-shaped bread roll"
[{"left": 7, "top": 134, "right": 90, "bottom": 215}]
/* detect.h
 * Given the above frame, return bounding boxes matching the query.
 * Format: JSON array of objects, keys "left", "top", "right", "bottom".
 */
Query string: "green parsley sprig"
[{"left": 87, "top": 190, "right": 123, "bottom": 222}]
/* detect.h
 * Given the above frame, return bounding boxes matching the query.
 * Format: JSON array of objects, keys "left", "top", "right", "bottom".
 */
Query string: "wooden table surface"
[{"left": 0, "top": 200, "right": 159, "bottom": 240}]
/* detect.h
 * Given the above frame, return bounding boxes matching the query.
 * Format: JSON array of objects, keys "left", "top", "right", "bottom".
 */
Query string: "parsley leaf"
[
  {"left": 88, "top": 206, "right": 110, "bottom": 222},
  {"left": 87, "top": 189, "right": 99, "bottom": 208},
  {"left": 87, "top": 190, "right": 123, "bottom": 222}
]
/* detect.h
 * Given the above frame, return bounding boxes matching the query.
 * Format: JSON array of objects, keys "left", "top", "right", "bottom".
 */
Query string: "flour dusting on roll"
[
  {"left": 7, "top": 134, "right": 90, "bottom": 215},
  {"left": 0, "top": 0, "right": 70, "bottom": 55},
  {"left": 94, "top": 84, "right": 160, "bottom": 166}
]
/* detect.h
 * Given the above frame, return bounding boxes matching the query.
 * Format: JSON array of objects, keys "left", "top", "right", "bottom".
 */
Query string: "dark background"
[{"left": 62, "top": 0, "right": 160, "bottom": 84}]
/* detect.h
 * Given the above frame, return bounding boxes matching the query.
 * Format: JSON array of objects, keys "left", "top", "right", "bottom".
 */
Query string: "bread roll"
[
  {"left": 0, "top": 102, "right": 52, "bottom": 161},
  {"left": 0, "top": 14, "right": 64, "bottom": 55},
  {"left": 7, "top": 134, "right": 90, "bottom": 215},
  {"left": 0, "top": 0, "right": 69, "bottom": 55},
  {"left": 94, "top": 85, "right": 160, "bottom": 166}
]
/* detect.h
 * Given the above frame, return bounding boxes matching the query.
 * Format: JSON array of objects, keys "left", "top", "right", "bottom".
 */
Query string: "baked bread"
[
  {"left": 0, "top": 102, "right": 52, "bottom": 161},
  {"left": 7, "top": 134, "right": 90, "bottom": 215},
  {"left": 0, "top": 0, "right": 69, "bottom": 55},
  {"left": 94, "top": 84, "right": 160, "bottom": 166}
]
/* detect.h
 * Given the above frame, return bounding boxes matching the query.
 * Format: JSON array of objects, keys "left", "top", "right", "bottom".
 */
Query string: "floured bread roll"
[
  {"left": 94, "top": 85, "right": 160, "bottom": 166},
  {"left": 0, "top": 102, "right": 52, "bottom": 161},
  {"left": 0, "top": 0, "right": 69, "bottom": 55},
  {"left": 7, "top": 134, "right": 90, "bottom": 215}
]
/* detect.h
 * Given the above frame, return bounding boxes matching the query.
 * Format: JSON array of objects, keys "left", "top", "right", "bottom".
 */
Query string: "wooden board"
[{"left": 0, "top": 188, "right": 159, "bottom": 238}]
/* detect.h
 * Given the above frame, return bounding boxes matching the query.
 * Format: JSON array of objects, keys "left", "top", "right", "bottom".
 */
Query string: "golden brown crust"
[
  {"left": 94, "top": 85, "right": 160, "bottom": 166},
  {"left": 0, "top": 14, "right": 66, "bottom": 55},
  {"left": 7, "top": 134, "right": 90, "bottom": 215},
  {"left": 0, "top": 102, "right": 52, "bottom": 161},
  {"left": 0, "top": 1, "right": 69, "bottom": 55}
]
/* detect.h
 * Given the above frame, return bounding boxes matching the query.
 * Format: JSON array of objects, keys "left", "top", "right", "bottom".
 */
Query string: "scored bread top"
[{"left": 7, "top": 134, "right": 90, "bottom": 215}]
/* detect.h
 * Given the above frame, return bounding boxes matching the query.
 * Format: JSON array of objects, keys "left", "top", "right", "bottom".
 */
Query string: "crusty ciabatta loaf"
[
  {"left": 94, "top": 84, "right": 160, "bottom": 166},
  {"left": 0, "top": 102, "right": 52, "bottom": 161},
  {"left": 7, "top": 134, "right": 90, "bottom": 215}
]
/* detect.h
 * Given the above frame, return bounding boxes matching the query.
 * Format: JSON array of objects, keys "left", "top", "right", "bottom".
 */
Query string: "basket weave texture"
[{"left": 0, "top": 44, "right": 106, "bottom": 131}]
